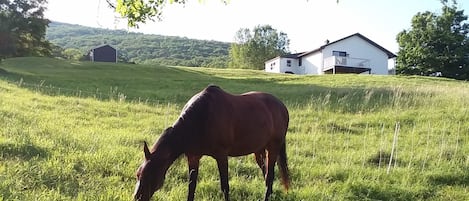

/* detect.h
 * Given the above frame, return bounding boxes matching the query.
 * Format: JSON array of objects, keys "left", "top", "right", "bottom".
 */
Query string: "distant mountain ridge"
[{"left": 46, "top": 21, "right": 231, "bottom": 67}]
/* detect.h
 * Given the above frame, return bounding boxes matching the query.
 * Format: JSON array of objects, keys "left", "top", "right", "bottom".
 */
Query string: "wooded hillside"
[{"left": 46, "top": 22, "right": 230, "bottom": 67}]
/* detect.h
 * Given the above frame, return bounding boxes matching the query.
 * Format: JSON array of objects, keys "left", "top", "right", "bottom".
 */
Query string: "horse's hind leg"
[
  {"left": 264, "top": 148, "right": 279, "bottom": 201},
  {"left": 254, "top": 150, "right": 266, "bottom": 177}
]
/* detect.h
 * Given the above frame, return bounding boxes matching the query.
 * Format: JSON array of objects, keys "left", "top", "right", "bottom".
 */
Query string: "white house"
[{"left": 265, "top": 33, "right": 397, "bottom": 75}]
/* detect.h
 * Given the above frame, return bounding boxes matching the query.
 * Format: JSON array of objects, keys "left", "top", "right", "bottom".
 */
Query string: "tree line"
[
  {"left": 46, "top": 22, "right": 231, "bottom": 67},
  {"left": 46, "top": 22, "right": 290, "bottom": 70},
  {"left": 1, "top": 0, "right": 469, "bottom": 80}
]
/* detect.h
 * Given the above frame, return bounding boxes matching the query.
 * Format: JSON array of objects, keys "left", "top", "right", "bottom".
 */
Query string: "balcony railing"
[{"left": 323, "top": 56, "right": 370, "bottom": 72}]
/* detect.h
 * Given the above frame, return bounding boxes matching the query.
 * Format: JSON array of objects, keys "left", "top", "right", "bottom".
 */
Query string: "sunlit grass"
[{"left": 1, "top": 57, "right": 469, "bottom": 200}]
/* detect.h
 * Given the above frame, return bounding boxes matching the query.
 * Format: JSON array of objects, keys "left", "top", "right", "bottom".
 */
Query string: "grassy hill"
[
  {"left": 1, "top": 57, "right": 469, "bottom": 200},
  {"left": 46, "top": 22, "right": 230, "bottom": 67}
]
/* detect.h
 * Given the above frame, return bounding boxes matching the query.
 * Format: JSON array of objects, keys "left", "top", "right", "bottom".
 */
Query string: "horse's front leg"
[
  {"left": 216, "top": 156, "right": 230, "bottom": 201},
  {"left": 187, "top": 155, "right": 201, "bottom": 201}
]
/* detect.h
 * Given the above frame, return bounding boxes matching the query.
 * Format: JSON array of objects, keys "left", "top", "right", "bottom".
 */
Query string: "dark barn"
[{"left": 89, "top": 44, "right": 117, "bottom": 63}]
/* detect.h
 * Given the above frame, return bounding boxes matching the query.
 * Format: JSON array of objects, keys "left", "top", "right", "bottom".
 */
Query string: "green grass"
[{"left": 1, "top": 57, "right": 469, "bottom": 200}]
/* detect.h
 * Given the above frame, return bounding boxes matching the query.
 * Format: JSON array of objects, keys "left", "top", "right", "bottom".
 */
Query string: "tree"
[
  {"left": 396, "top": 0, "right": 469, "bottom": 80},
  {"left": 62, "top": 48, "right": 83, "bottom": 61},
  {"left": 229, "top": 25, "right": 290, "bottom": 70},
  {"left": 0, "top": 0, "right": 51, "bottom": 60},
  {"left": 106, "top": 0, "right": 190, "bottom": 27}
]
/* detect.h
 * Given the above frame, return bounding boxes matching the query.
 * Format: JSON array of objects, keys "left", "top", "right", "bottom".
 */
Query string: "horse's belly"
[
  {"left": 228, "top": 151, "right": 254, "bottom": 157},
  {"left": 226, "top": 136, "right": 270, "bottom": 157}
]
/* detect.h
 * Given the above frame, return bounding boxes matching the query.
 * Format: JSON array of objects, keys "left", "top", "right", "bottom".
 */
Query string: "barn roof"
[{"left": 90, "top": 44, "right": 116, "bottom": 51}]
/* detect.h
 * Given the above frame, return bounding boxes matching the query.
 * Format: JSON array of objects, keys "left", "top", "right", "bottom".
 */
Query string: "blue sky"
[{"left": 45, "top": 0, "right": 469, "bottom": 54}]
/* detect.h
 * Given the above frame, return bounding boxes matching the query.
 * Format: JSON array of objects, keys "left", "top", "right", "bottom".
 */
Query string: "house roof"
[
  {"left": 265, "top": 52, "right": 305, "bottom": 63},
  {"left": 281, "top": 52, "right": 306, "bottom": 58},
  {"left": 281, "top": 33, "right": 397, "bottom": 59}
]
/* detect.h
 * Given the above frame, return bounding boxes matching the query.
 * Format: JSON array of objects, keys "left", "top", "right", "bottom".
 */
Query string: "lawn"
[{"left": 1, "top": 57, "right": 468, "bottom": 200}]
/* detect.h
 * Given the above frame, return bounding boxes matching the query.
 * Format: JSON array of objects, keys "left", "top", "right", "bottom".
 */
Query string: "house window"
[
  {"left": 298, "top": 58, "right": 302, "bottom": 66},
  {"left": 287, "top": 60, "right": 292, "bottom": 67},
  {"left": 333, "top": 51, "right": 347, "bottom": 57}
]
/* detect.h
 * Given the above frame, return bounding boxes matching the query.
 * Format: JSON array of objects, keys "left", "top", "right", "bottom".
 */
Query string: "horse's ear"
[{"left": 143, "top": 141, "right": 150, "bottom": 160}]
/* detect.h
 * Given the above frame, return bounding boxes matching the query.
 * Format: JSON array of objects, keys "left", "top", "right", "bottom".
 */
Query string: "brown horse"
[{"left": 133, "top": 85, "right": 290, "bottom": 201}]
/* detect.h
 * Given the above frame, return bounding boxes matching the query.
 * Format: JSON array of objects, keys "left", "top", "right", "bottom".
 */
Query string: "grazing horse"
[{"left": 133, "top": 85, "right": 290, "bottom": 201}]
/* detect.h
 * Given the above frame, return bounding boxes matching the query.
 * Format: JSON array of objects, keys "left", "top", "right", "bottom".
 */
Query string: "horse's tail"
[{"left": 277, "top": 141, "right": 290, "bottom": 191}]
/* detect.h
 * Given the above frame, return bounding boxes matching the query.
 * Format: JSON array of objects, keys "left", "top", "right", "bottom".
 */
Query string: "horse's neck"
[
  {"left": 154, "top": 127, "right": 186, "bottom": 159},
  {"left": 173, "top": 117, "right": 199, "bottom": 141}
]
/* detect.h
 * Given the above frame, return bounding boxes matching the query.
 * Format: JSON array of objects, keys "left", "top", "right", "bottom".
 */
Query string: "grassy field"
[{"left": 1, "top": 57, "right": 468, "bottom": 200}]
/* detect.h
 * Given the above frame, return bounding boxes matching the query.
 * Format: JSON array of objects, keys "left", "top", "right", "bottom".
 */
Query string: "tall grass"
[{"left": 1, "top": 57, "right": 469, "bottom": 200}]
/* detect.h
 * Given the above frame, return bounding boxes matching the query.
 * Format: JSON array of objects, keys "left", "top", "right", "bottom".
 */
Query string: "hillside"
[
  {"left": 46, "top": 22, "right": 231, "bottom": 67},
  {"left": 1, "top": 57, "right": 469, "bottom": 200}
]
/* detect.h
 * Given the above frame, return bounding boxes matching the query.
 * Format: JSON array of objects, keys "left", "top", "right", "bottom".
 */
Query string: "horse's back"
[
  {"left": 204, "top": 86, "right": 289, "bottom": 136},
  {"left": 239, "top": 91, "right": 289, "bottom": 135},
  {"left": 224, "top": 90, "right": 289, "bottom": 156}
]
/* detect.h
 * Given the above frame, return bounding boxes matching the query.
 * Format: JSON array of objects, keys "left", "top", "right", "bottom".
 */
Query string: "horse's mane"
[
  {"left": 179, "top": 85, "right": 223, "bottom": 121},
  {"left": 150, "top": 86, "right": 226, "bottom": 157},
  {"left": 173, "top": 85, "right": 225, "bottom": 136},
  {"left": 151, "top": 127, "right": 175, "bottom": 153}
]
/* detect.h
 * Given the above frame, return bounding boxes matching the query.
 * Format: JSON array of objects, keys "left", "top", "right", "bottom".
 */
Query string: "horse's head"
[{"left": 133, "top": 141, "right": 169, "bottom": 201}]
